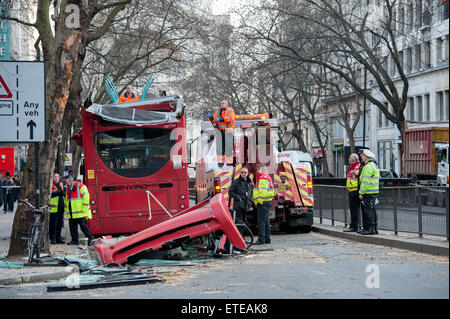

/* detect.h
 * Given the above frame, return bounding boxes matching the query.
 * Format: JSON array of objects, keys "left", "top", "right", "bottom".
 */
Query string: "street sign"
[
  {"left": 64, "top": 153, "right": 72, "bottom": 166},
  {"left": 0, "top": 61, "right": 46, "bottom": 142}
]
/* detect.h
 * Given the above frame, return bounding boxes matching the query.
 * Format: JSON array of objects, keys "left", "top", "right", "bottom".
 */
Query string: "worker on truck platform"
[
  {"left": 119, "top": 85, "right": 140, "bottom": 103},
  {"left": 208, "top": 100, "right": 235, "bottom": 167},
  {"left": 253, "top": 164, "right": 275, "bottom": 245},
  {"left": 343, "top": 153, "right": 360, "bottom": 233},
  {"left": 358, "top": 149, "right": 380, "bottom": 236},
  {"left": 64, "top": 175, "right": 94, "bottom": 246}
]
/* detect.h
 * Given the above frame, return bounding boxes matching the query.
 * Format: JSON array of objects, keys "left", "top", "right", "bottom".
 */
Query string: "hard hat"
[{"left": 361, "top": 149, "right": 375, "bottom": 159}]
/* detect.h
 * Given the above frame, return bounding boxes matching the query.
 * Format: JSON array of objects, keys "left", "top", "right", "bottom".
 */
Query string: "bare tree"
[
  {"left": 58, "top": 0, "right": 209, "bottom": 178},
  {"left": 237, "top": 0, "right": 437, "bottom": 159},
  {"left": 1, "top": 0, "right": 131, "bottom": 257}
]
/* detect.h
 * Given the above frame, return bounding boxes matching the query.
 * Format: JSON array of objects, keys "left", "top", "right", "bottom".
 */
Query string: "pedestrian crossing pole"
[{"left": 35, "top": 142, "right": 40, "bottom": 208}]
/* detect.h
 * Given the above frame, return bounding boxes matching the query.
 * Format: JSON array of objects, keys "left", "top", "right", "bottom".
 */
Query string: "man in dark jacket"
[{"left": 228, "top": 167, "right": 254, "bottom": 222}]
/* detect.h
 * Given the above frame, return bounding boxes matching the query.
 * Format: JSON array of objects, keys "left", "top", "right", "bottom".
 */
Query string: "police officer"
[
  {"left": 253, "top": 165, "right": 275, "bottom": 245},
  {"left": 49, "top": 173, "right": 66, "bottom": 244},
  {"left": 343, "top": 153, "right": 360, "bottom": 232},
  {"left": 358, "top": 149, "right": 380, "bottom": 235},
  {"left": 65, "top": 175, "right": 94, "bottom": 245},
  {"left": 228, "top": 167, "right": 254, "bottom": 222},
  {"left": 208, "top": 100, "right": 236, "bottom": 167}
]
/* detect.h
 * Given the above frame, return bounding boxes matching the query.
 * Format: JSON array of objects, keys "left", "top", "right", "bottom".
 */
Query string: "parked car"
[{"left": 380, "top": 169, "right": 394, "bottom": 179}]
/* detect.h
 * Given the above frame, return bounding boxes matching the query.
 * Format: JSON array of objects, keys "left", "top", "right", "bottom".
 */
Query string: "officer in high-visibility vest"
[
  {"left": 253, "top": 164, "right": 275, "bottom": 245},
  {"left": 207, "top": 100, "right": 235, "bottom": 166},
  {"left": 64, "top": 175, "right": 94, "bottom": 245},
  {"left": 358, "top": 149, "right": 380, "bottom": 235},
  {"left": 343, "top": 153, "right": 360, "bottom": 232},
  {"left": 49, "top": 173, "right": 66, "bottom": 244}
]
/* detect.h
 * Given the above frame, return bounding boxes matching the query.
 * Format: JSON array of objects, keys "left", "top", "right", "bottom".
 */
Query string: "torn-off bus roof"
[{"left": 86, "top": 95, "right": 184, "bottom": 126}]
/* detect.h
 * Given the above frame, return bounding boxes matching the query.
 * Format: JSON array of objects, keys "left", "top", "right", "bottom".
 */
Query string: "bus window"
[{"left": 95, "top": 127, "right": 175, "bottom": 178}]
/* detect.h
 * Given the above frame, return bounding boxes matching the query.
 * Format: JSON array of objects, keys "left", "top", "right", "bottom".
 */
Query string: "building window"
[
  {"left": 408, "top": 2, "right": 414, "bottom": 31},
  {"left": 446, "top": 90, "right": 450, "bottom": 120},
  {"left": 424, "top": 41, "right": 431, "bottom": 67},
  {"left": 377, "top": 107, "right": 383, "bottom": 128},
  {"left": 399, "top": 5, "right": 405, "bottom": 33},
  {"left": 437, "top": 37, "right": 444, "bottom": 63},
  {"left": 417, "top": 96, "right": 423, "bottom": 121},
  {"left": 415, "top": 44, "right": 421, "bottom": 71},
  {"left": 425, "top": 94, "right": 430, "bottom": 121},
  {"left": 436, "top": 91, "right": 449, "bottom": 121},
  {"left": 384, "top": 102, "right": 390, "bottom": 127},
  {"left": 422, "top": 0, "right": 432, "bottom": 26},
  {"left": 437, "top": 91, "right": 443, "bottom": 120},
  {"left": 390, "top": 55, "right": 396, "bottom": 75},
  {"left": 408, "top": 97, "right": 415, "bottom": 121},
  {"left": 416, "top": 0, "right": 422, "bottom": 28},
  {"left": 332, "top": 119, "right": 344, "bottom": 140},
  {"left": 399, "top": 50, "right": 404, "bottom": 72},
  {"left": 443, "top": 2, "right": 449, "bottom": 20},
  {"left": 406, "top": 47, "right": 412, "bottom": 73}
]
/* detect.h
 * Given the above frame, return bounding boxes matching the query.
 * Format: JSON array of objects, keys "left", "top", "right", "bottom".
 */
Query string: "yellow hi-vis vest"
[
  {"left": 359, "top": 161, "right": 380, "bottom": 195},
  {"left": 65, "top": 182, "right": 92, "bottom": 219},
  {"left": 346, "top": 162, "right": 360, "bottom": 192},
  {"left": 50, "top": 182, "right": 65, "bottom": 213},
  {"left": 254, "top": 173, "right": 275, "bottom": 205}
]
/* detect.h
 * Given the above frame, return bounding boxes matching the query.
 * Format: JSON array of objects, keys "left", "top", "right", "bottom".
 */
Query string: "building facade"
[{"left": 286, "top": 0, "right": 449, "bottom": 177}]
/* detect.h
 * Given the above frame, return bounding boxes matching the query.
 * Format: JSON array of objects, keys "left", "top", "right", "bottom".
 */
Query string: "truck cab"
[{"left": 437, "top": 144, "right": 449, "bottom": 186}]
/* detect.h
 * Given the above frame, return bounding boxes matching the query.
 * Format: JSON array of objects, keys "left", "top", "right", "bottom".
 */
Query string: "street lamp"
[{"left": 363, "top": 65, "right": 367, "bottom": 148}]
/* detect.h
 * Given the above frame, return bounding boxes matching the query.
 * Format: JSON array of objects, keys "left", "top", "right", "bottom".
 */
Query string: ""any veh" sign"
[{"left": 0, "top": 61, "right": 46, "bottom": 142}]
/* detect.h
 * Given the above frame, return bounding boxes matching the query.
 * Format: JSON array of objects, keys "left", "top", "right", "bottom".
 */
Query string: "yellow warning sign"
[{"left": 87, "top": 170, "right": 95, "bottom": 179}]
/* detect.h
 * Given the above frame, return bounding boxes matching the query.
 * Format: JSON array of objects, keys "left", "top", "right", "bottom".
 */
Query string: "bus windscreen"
[{"left": 95, "top": 127, "right": 175, "bottom": 178}]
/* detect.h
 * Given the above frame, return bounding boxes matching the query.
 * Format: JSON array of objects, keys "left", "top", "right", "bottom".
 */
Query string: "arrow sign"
[{"left": 27, "top": 120, "right": 36, "bottom": 139}]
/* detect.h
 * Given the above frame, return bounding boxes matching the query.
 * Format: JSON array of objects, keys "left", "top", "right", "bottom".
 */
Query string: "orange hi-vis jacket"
[
  {"left": 119, "top": 92, "right": 140, "bottom": 103},
  {"left": 211, "top": 107, "right": 235, "bottom": 131}
]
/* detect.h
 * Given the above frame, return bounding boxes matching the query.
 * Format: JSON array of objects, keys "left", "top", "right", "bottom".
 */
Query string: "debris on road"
[{"left": 94, "top": 195, "right": 247, "bottom": 265}]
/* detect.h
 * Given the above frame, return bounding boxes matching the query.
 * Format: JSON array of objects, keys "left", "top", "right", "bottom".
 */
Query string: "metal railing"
[{"left": 314, "top": 185, "right": 450, "bottom": 241}]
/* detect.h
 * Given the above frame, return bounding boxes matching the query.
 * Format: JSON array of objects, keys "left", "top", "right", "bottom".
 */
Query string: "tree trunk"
[
  {"left": 292, "top": 129, "right": 308, "bottom": 153},
  {"left": 396, "top": 114, "right": 406, "bottom": 176},
  {"left": 8, "top": 9, "right": 82, "bottom": 257}
]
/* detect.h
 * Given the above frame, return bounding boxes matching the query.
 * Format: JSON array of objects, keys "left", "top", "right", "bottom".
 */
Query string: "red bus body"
[
  {"left": 75, "top": 96, "right": 189, "bottom": 236},
  {"left": 0, "top": 147, "right": 15, "bottom": 177}
]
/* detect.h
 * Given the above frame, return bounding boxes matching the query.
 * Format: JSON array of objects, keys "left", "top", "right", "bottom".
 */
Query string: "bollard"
[
  {"left": 417, "top": 187, "right": 423, "bottom": 238},
  {"left": 331, "top": 187, "right": 335, "bottom": 226},
  {"left": 393, "top": 188, "right": 398, "bottom": 236},
  {"left": 319, "top": 186, "right": 323, "bottom": 224},
  {"left": 343, "top": 188, "right": 348, "bottom": 227}
]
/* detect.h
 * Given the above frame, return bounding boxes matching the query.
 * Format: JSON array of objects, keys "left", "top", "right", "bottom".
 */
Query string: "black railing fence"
[{"left": 314, "top": 185, "right": 449, "bottom": 240}]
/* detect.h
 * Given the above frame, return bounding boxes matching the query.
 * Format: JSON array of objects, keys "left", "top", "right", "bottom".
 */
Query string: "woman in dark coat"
[{"left": 228, "top": 167, "right": 254, "bottom": 222}]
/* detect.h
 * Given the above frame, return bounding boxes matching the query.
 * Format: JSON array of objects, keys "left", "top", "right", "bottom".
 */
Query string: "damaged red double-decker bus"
[{"left": 73, "top": 95, "right": 189, "bottom": 236}]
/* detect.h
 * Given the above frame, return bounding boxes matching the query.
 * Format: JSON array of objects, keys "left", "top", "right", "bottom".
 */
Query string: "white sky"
[{"left": 211, "top": 0, "right": 242, "bottom": 15}]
